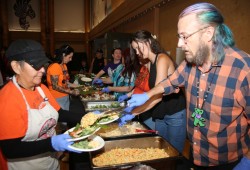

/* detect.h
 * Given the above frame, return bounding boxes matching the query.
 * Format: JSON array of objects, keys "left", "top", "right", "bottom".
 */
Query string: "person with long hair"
[
  {"left": 120, "top": 30, "right": 187, "bottom": 153},
  {"left": 46, "top": 44, "right": 79, "bottom": 111},
  {"left": 123, "top": 3, "right": 250, "bottom": 169},
  {"left": 100, "top": 48, "right": 139, "bottom": 99}
]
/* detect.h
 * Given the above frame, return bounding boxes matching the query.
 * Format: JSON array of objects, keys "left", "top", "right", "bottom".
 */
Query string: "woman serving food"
[{"left": 0, "top": 39, "right": 84, "bottom": 170}]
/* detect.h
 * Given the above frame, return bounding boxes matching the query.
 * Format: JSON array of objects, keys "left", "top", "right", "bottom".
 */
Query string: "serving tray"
[
  {"left": 84, "top": 101, "right": 126, "bottom": 111},
  {"left": 89, "top": 136, "right": 182, "bottom": 170}
]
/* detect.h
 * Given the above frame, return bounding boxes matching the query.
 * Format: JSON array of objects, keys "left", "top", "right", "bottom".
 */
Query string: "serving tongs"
[
  {"left": 135, "top": 129, "right": 158, "bottom": 134},
  {"left": 98, "top": 107, "right": 125, "bottom": 118}
]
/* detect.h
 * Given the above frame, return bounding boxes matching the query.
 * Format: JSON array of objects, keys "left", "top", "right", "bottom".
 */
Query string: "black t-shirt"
[{"left": 92, "top": 58, "right": 105, "bottom": 74}]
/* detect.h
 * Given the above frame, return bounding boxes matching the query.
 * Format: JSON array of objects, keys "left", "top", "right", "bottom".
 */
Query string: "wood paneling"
[{"left": 89, "top": 0, "right": 163, "bottom": 40}]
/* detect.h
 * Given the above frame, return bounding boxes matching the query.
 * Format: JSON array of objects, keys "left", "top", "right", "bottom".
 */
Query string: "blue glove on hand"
[
  {"left": 118, "top": 94, "right": 129, "bottom": 102},
  {"left": 118, "top": 113, "right": 135, "bottom": 126},
  {"left": 233, "top": 157, "right": 250, "bottom": 170},
  {"left": 92, "top": 78, "right": 103, "bottom": 85},
  {"left": 51, "top": 134, "right": 81, "bottom": 153},
  {"left": 93, "top": 110, "right": 101, "bottom": 114},
  {"left": 102, "top": 87, "right": 110, "bottom": 93},
  {"left": 124, "top": 106, "right": 135, "bottom": 113},
  {"left": 127, "top": 92, "right": 149, "bottom": 108}
]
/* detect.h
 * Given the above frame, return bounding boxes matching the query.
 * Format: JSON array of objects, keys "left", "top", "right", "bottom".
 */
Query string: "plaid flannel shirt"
[{"left": 161, "top": 47, "right": 250, "bottom": 166}]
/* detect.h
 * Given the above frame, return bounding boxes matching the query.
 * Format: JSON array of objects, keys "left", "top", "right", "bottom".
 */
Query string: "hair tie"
[{"left": 151, "top": 34, "right": 157, "bottom": 39}]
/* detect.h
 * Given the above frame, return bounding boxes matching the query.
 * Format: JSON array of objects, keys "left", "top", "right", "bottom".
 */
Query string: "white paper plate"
[
  {"left": 64, "top": 127, "right": 101, "bottom": 142},
  {"left": 97, "top": 116, "right": 119, "bottom": 125},
  {"left": 68, "top": 135, "right": 105, "bottom": 152},
  {"left": 81, "top": 77, "right": 92, "bottom": 82}
]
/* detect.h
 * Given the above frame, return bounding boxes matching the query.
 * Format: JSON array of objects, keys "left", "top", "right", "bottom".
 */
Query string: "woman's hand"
[{"left": 101, "top": 87, "right": 111, "bottom": 93}]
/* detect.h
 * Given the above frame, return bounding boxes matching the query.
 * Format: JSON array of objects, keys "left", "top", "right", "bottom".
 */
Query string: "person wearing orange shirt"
[
  {"left": 0, "top": 39, "right": 83, "bottom": 170},
  {"left": 46, "top": 45, "right": 79, "bottom": 111},
  {"left": 118, "top": 57, "right": 154, "bottom": 129}
]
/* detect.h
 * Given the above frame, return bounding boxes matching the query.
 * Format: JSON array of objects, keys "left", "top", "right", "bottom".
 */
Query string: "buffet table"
[{"left": 67, "top": 74, "right": 188, "bottom": 170}]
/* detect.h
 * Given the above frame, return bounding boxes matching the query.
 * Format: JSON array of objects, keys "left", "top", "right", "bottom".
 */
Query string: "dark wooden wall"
[{"left": 1, "top": 0, "right": 250, "bottom": 63}]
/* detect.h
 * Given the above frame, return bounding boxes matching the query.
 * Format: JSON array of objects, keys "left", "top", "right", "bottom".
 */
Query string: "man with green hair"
[{"left": 121, "top": 3, "right": 250, "bottom": 169}]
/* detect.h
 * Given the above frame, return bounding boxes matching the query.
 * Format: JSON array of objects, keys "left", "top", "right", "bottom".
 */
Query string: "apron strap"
[
  {"left": 12, "top": 76, "right": 48, "bottom": 109},
  {"left": 12, "top": 76, "right": 30, "bottom": 110}
]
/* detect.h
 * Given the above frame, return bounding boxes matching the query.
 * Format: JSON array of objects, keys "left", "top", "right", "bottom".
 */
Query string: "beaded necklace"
[{"left": 191, "top": 66, "right": 218, "bottom": 127}]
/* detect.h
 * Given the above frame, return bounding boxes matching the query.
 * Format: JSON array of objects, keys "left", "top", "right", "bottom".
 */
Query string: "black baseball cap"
[{"left": 6, "top": 39, "right": 50, "bottom": 70}]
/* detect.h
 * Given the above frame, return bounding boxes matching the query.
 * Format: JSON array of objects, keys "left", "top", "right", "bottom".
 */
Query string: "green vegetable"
[
  {"left": 98, "top": 116, "right": 114, "bottom": 123},
  {"left": 80, "top": 124, "right": 99, "bottom": 136},
  {"left": 72, "top": 140, "right": 93, "bottom": 149},
  {"left": 110, "top": 102, "right": 120, "bottom": 108}
]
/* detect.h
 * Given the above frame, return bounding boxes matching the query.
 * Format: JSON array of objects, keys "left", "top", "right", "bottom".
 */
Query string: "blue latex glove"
[
  {"left": 118, "top": 94, "right": 128, "bottom": 102},
  {"left": 125, "top": 93, "right": 149, "bottom": 111},
  {"left": 119, "top": 113, "right": 135, "bottom": 126},
  {"left": 233, "top": 157, "right": 250, "bottom": 170},
  {"left": 92, "top": 78, "right": 103, "bottom": 85},
  {"left": 102, "top": 87, "right": 110, "bottom": 93},
  {"left": 124, "top": 106, "right": 135, "bottom": 113},
  {"left": 51, "top": 134, "right": 81, "bottom": 153},
  {"left": 93, "top": 110, "right": 101, "bottom": 114}
]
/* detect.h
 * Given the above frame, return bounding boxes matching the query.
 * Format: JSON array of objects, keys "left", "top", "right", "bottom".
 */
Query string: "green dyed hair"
[{"left": 179, "top": 3, "right": 235, "bottom": 63}]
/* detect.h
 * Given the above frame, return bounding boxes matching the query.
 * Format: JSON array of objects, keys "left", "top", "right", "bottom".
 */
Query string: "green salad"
[
  {"left": 90, "top": 102, "right": 121, "bottom": 109},
  {"left": 98, "top": 116, "right": 114, "bottom": 123},
  {"left": 72, "top": 140, "right": 93, "bottom": 149},
  {"left": 72, "top": 123, "right": 99, "bottom": 137}
]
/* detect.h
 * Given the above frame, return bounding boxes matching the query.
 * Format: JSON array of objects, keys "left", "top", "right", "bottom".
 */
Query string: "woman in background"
[
  {"left": 100, "top": 48, "right": 139, "bottom": 99},
  {"left": 46, "top": 44, "right": 79, "bottom": 111}
]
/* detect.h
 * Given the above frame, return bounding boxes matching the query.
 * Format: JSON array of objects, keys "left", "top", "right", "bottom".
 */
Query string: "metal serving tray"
[
  {"left": 80, "top": 92, "right": 116, "bottom": 102},
  {"left": 84, "top": 101, "right": 126, "bottom": 112},
  {"left": 95, "top": 121, "right": 156, "bottom": 140},
  {"left": 89, "top": 136, "right": 182, "bottom": 170}
]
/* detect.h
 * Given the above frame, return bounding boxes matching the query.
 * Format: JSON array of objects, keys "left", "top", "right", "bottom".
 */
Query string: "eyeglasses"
[{"left": 177, "top": 26, "right": 209, "bottom": 43}]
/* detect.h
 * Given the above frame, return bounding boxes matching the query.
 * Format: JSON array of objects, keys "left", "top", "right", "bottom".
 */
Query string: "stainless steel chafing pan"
[
  {"left": 89, "top": 136, "right": 182, "bottom": 170},
  {"left": 84, "top": 101, "right": 126, "bottom": 111},
  {"left": 95, "top": 121, "right": 156, "bottom": 140}
]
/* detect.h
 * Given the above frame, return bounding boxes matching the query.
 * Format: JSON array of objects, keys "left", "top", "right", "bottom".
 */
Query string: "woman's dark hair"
[
  {"left": 131, "top": 30, "right": 164, "bottom": 55},
  {"left": 130, "top": 30, "right": 177, "bottom": 69},
  {"left": 53, "top": 44, "right": 74, "bottom": 63},
  {"left": 121, "top": 47, "right": 140, "bottom": 84}
]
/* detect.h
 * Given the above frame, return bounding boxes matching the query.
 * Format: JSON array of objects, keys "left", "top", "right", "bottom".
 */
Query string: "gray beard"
[{"left": 187, "top": 42, "right": 209, "bottom": 66}]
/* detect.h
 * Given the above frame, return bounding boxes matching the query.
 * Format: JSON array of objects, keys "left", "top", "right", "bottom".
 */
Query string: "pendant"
[{"left": 191, "top": 108, "right": 205, "bottom": 127}]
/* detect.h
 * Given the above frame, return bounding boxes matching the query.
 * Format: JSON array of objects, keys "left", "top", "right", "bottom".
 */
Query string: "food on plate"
[
  {"left": 96, "top": 122, "right": 147, "bottom": 137},
  {"left": 97, "top": 112, "right": 119, "bottom": 124},
  {"left": 92, "top": 147, "right": 169, "bottom": 166},
  {"left": 80, "top": 92, "right": 115, "bottom": 101},
  {"left": 69, "top": 111, "right": 120, "bottom": 138},
  {"left": 89, "top": 102, "right": 121, "bottom": 109},
  {"left": 72, "top": 139, "right": 100, "bottom": 149},
  {"left": 69, "top": 112, "right": 100, "bottom": 138},
  {"left": 81, "top": 112, "right": 100, "bottom": 128},
  {"left": 68, "top": 123, "right": 99, "bottom": 138}
]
